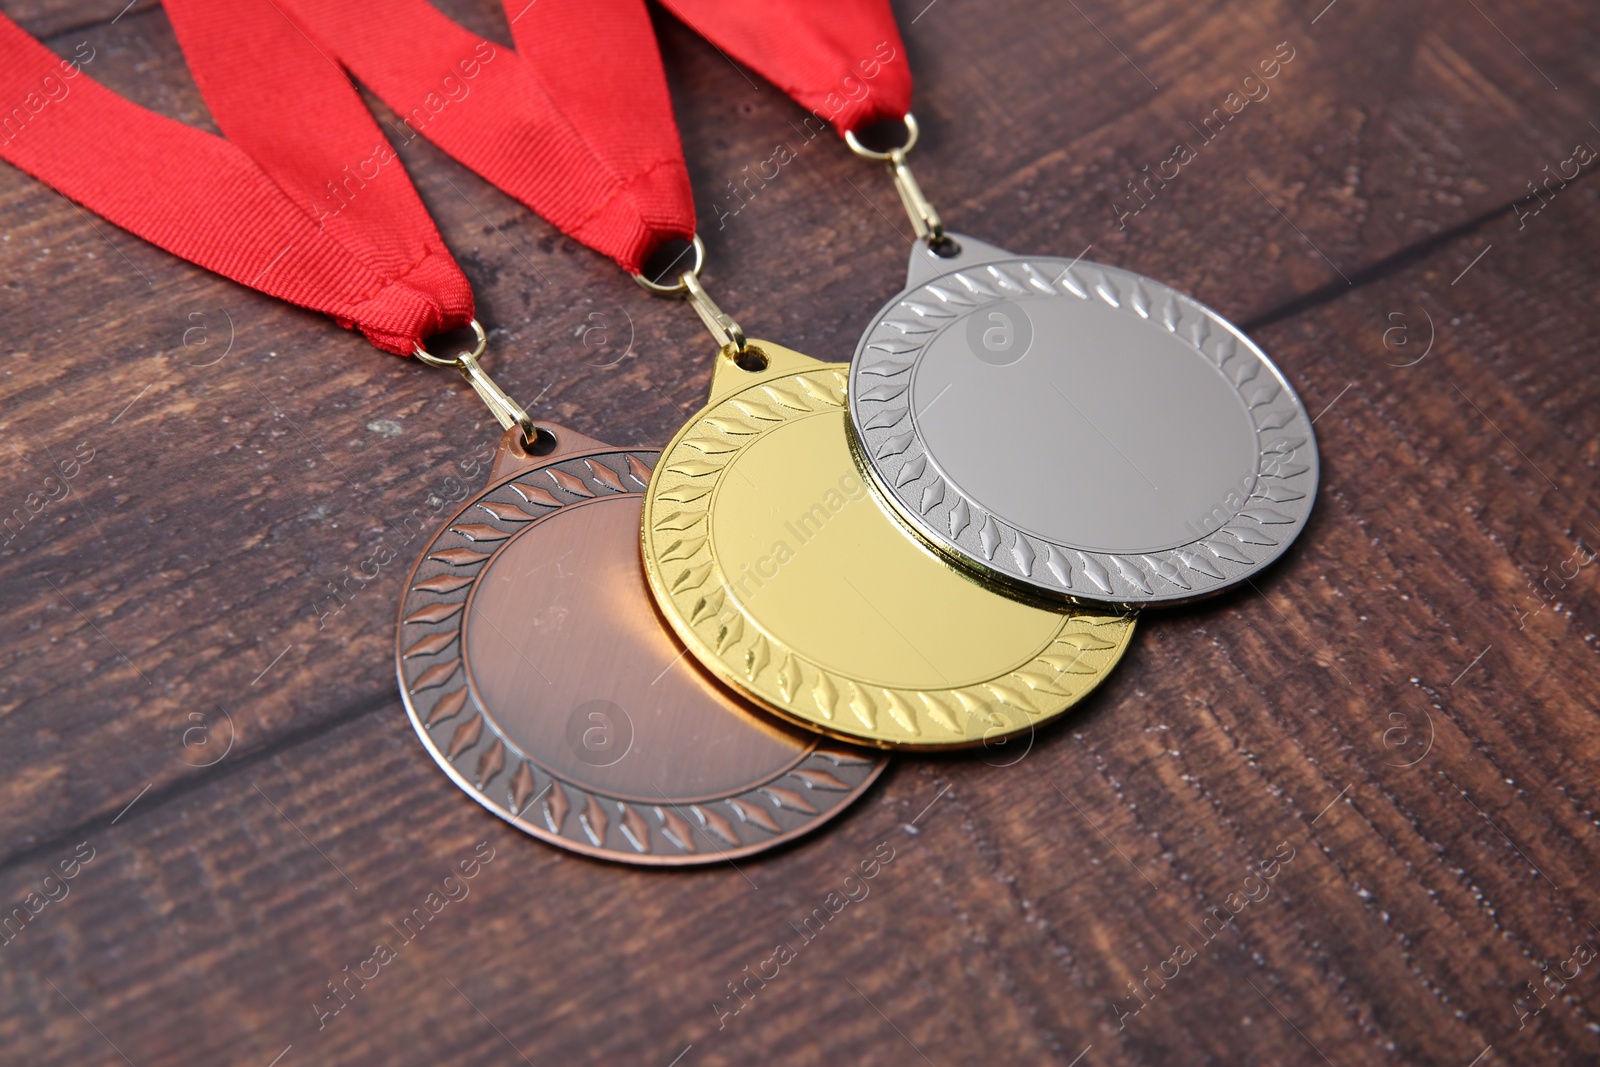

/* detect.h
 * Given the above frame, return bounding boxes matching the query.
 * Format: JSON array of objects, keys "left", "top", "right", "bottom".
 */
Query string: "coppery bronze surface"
[{"left": 395, "top": 423, "right": 886, "bottom": 865}]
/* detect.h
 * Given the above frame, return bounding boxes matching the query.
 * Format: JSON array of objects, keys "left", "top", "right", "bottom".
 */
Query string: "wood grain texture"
[{"left": 0, "top": 0, "right": 1597, "bottom": 1064}]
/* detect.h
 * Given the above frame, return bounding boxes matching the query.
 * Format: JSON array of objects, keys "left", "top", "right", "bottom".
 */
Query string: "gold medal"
[{"left": 640, "top": 341, "right": 1135, "bottom": 749}]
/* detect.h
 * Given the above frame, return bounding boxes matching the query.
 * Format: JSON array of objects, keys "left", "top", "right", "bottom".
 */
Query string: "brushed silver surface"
[{"left": 848, "top": 235, "right": 1318, "bottom": 605}]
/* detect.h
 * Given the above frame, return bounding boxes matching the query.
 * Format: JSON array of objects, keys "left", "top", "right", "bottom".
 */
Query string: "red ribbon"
[
  {"left": 657, "top": 0, "right": 911, "bottom": 137},
  {"left": 0, "top": 0, "right": 909, "bottom": 345},
  {"left": 0, "top": 2, "right": 472, "bottom": 355},
  {"left": 274, "top": 0, "right": 695, "bottom": 275},
  {"left": 279, "top": 0, "right": 909, "bottom": 273}
]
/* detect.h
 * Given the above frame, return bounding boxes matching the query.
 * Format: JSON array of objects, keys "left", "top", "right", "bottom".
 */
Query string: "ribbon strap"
[
  {"left": 279, "top": 0, "right": 695, "bottom": 274},
  {"left": 0, "top": 1, "right": 472, "bottom": 354},
  {"left": 276, "top": 0, "right": 908, "bottom": 274},
  {"left": 657, "top": 0, "right": 911, "bottom": 136}
]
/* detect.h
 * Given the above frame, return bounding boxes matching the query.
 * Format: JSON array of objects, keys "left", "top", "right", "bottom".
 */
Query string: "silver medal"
[{"left": 848, "top": 235, "right": 1318, "bottom": 605}]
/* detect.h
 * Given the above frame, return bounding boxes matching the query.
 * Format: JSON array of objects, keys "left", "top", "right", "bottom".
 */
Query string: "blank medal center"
[
  {"left": 710, "top": 407, "right": 1062, "bottom": 690},
  {"left": 465, "top": 493, "right": 805, "bottom": 800},
  {"left": 910, "top": 294, "right": 1260, "bottom": 553}
]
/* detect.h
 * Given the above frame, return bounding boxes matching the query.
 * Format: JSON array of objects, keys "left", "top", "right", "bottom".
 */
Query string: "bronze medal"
[{"left": 396, "top": 423, "right": 886, "bottom": 865}]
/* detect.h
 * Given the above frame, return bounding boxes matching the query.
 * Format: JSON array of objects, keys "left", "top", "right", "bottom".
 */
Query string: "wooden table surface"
[{"left": 3, "top": 1, "right": 1598, "bottom": 1064}]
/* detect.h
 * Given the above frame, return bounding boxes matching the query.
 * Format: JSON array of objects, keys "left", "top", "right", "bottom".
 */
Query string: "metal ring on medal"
[
  {"left": 640, "top": 342, "right": 1135, "bottom": 750},
  {"left": 396, "top": 427, "right": 885, "bottom": 865},
  {"left": 848, "top": 235, "right": 1319, "bottom": 605}
]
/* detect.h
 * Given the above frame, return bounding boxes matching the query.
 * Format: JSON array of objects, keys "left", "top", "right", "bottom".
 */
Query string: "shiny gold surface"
[{"left": 640, "top": 342, "right": 1136, "bottom": 749}]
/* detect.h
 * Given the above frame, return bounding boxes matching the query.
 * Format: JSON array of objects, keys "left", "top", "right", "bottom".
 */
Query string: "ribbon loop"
[
  {"left": 657, "top": 0, "right": 911, "bottom": 136},
  {"left": 0, "top": 1, "right": 473, "bottom": 355},
  {"left": 279, "top": 0, "right": 695, "bottom": 274}
]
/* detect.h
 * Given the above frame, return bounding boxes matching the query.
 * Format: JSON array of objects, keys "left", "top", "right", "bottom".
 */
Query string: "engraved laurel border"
[
  {"left": 848, "top": 258, "right": 1320, "bottom": 605},
  {"left": 640, "top": 365, "right": 1136, "bottom": 750},
  {"left": 395, "top": 445, "right": 886, "bottom": 866}
]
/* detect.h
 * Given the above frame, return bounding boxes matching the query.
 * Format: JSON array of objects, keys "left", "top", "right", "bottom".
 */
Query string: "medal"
[
  {"left": 654, "top": 5, "right": 1319, "bottom": 604},
  {"left": 633, "top": 4, "right": 1133, "bottom": 742},
  {"left": 267, "top": 0, "right": 898, "bottom": 848},
  {"left": 839, "top": 121, "right": 1318, "bottom": 605},
  {"left": 848, "top": 232, "right": 1318, "bottom": 604},
  {"left": 280, "top": 0, "right": 1135, "bottom": 747},
  {"left": 1, "top": 0, "right": 885, "bottom": 862},
  {"left": 268, "top": 2, "right": 1132, "bottom": 751},
  {"left": 398, "top": 422, "right": 883, "bottom": 863},
  {"left": 640, "top": 341, "right": 1134, "bottom": 749}
]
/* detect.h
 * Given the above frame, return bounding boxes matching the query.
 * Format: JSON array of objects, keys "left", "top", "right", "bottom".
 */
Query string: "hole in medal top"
[
  {"left": 638, "top": 237, "right": 700, "bottom": 290},
  {"left": 524, "top": 425, "right": 558, "bottom": 456},
  {"left": 734, "top": 346, "right": 768, "bottom": 373},
  {"left": 928, "top": 235, "right": 962, "bottom": 258}
]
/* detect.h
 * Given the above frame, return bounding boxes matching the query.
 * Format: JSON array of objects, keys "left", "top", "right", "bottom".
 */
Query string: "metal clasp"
[
  {"left": 631, "top": 234, "right": 749, "bottom": 354},
  {"left": 414, "top": 319, "right": 536, "bottom": 444},
  {"left": 681, "top": 271, "right": 747, "bottom": 353},
  {"left": 845, "top": 113, "right": 945, "bottom": 245}
]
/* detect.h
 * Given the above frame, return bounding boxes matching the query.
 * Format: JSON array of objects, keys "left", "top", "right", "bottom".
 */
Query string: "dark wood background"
[{"left": 2, "top": 1, "right": 1598, "bottom": 1064}]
